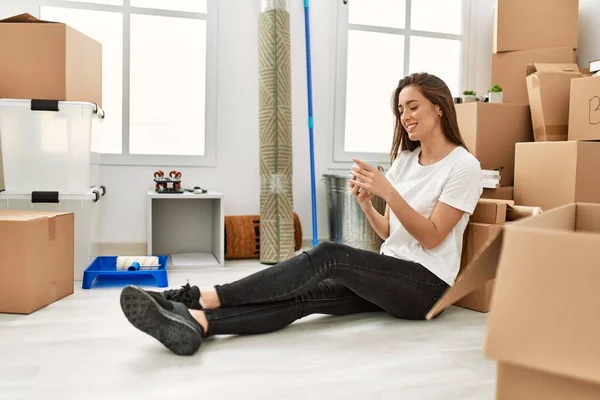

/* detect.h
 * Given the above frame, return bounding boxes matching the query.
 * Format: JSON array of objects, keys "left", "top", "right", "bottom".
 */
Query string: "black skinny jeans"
[{"left": 203, "top": 241, "right": 449, "bottom": 336}]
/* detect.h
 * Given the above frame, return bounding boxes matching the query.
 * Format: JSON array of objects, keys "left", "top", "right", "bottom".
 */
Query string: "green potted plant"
[
  {"left": 462, "top": 90, "right": 477, "bottom": 103},
  {"left": 488, "top": 84, "right": 503, "bottom": 103}
]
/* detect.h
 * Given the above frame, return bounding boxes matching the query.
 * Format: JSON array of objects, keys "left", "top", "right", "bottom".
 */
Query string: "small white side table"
[{"left": 146, "top": 190, "right": 224, "bottom": 267}]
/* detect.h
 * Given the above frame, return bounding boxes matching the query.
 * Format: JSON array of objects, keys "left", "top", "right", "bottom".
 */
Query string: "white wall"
[
  {"left": 2, "top": 0, "right": 600, "bottom": 245},
  {"left": 98, "top": 0, "right": 338, "bottom": 244}
]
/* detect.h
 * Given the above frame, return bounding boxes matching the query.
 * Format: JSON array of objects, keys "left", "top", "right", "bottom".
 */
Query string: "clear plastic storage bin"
[
  {"left": 0, "top": 99, "right": 104, "bottom": 193},
  {"left": 0, "top": 188, "right": 105, "bottom": 281}
]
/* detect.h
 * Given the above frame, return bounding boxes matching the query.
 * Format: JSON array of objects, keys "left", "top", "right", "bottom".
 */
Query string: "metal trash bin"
[{"left": 322, "top": 174, "right": 387, "bottom": 252}]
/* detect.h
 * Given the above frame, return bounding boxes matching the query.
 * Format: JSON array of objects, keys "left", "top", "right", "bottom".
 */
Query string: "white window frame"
[
  {"left": 330, "top": 0, "right": 476, "bottom": 169},
  {"left": 35, "top": 0, "right": 218, "bottom": 167}
]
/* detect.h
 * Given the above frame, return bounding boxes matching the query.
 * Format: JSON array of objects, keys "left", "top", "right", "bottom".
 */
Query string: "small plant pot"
[
  {"left": 462, "top": 95, "right": 477, "bottom": 103},
  {"left": 488, "top": 91, "right": 503, "bottom": 104}
]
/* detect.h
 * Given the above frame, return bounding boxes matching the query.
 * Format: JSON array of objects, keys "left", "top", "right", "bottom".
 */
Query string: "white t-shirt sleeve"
[{"left": 438, "top": 157, "right": 483, "bottom": 215}]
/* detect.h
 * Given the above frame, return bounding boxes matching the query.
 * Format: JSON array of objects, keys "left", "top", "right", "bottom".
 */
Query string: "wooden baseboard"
[{"left": 95, "top": 240, "right": 327, "bottom": 257}]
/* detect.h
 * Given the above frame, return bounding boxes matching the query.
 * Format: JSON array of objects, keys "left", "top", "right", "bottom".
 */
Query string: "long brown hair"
[{"left": 390, "top": 72, "right": 468, "bottom": 162}]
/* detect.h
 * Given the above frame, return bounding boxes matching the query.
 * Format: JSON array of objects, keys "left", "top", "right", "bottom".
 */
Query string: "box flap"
[
  {"left": 0, "top": 210, "right": 72, "bottom": 221},
  {"left": 426, "top": 228, "right": 504, "bottom": 320},
  {"left": 575, "top": 203, "right": 600, "bottom": 233},
  {"left": 0, "top": 214, "right": 48, "bottom": 222},
  {"left": 0, "top": 13, "right": 57, "bottom": 24},
  {"left": 485, "top": 203, "right": 600, "bottom": 385},
  {"left": 526, "top": 63, "right": 581, "bottom": 76}
]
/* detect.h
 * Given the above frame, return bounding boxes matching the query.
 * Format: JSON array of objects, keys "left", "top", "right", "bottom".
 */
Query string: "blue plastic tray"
[{"left": 82, "top": 256, "right": 169, "bottom": 289}]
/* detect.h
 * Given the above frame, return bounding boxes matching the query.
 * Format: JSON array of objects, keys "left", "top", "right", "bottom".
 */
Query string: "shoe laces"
[{"left": 164, "top": 281, "right": 194, "bottom": 302}]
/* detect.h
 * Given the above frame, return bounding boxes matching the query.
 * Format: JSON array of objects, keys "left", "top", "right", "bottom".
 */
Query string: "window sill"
[{"left": 95, "top": 153, "right": 216, "bottom": 167}]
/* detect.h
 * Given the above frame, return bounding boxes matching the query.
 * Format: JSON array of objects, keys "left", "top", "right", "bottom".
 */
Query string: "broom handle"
[{"left": 304, "top": 0, "right": 318, "bottom": 248}]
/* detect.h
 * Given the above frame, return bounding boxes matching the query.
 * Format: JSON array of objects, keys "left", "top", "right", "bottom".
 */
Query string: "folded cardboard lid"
[
  {"left": 526, "top": 63, "right": 581, "bottom": 77},
  {"left": 0, "top": 210, "right": 72, "bottom": 221},
  {"left": 0, "top": 13, "right": 58, "bottom": 24},
  {"left": 481, "top": 203, "right": 600, "bottom": 385},
  {"left": 477, "top": 198, "right": 514, "bottom": 207}
]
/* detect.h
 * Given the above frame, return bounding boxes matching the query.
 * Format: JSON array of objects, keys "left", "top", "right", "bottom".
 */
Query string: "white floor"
[{"left": 0, "top": 260, "right": 497, "bottom": 400}]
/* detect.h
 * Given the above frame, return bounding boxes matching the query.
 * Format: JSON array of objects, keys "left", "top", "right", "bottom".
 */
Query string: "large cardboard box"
[
  {"left": 568, "top": 76, "right": 600, "bottom": 141},
  {"left": 427, "top": 203, "right": 600, "bottom": 398},
  {"left": 526, "top": 63, "right": 583, "bottom": 141},
  {"left": 491, "top": 47, "right": 576, "bottom": 105},
  {"left": 456, "top": 103, "right": 533, "bottom": 186},
  {"left": 0, "top": 14, "right": 102, "bottom": 106},
  {"left": 0, "top": 211, "right": 74, "bottom": 314},
  {"left": 454, "top": 223, "right": 502, "bottom": 313},
  {"left": 493, "top": 0, "right": 579, "bottom": 53},
  {"left": 514, "top": 141, "right": 600, "bottom": 211}
]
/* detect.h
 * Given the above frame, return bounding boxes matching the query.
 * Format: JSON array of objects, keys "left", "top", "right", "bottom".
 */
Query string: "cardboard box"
[
  {"left": 568, "top": 76, "right": 600, "bottom": 141},
  {"left": 0, "top": 211, "right": 74, "bottom": 314},
  {"left": 471, "top": 199, "right": 514, "bottom": 224},
  {"left": 482, "top": 186, "right": 513, "bottom": 201},
  {"left": 0, "top": 14, "right": 102, "bottom": 106},
  {"left": 457, "top": 103, "right": 533, "bottom": 186},
  {"left": 493, "top": 0, "right": 579, "bottom": 53},
  {"left": 454, "top": 223, "right": 502, "bottom": 313},
  {"left": 526, "top": 63, "right": 583, "bottom": 141},
  {"left": 514, "top": 141, "right": 600, "bottom": 211},
  {"left": 456, "top": 201, "right": 541, "bottom": 313},
  {"left": 428, "top": 203, "right": 600, "bottom": 398},
  {"left": 492, "top": 47, "right": 577, "bottom": 105}
]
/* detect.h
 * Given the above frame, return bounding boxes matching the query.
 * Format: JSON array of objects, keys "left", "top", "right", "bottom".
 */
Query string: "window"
[
  {"left": 333, "top": 0, "right": 471, "bottom": 165},
  {"left": 39, "top": 0, "right": 216, "bottom": 166}
]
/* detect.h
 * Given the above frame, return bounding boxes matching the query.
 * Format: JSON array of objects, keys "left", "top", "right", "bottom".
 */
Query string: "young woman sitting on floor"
[{"left": 119, "top": 72, "right": 483, "bottom": 356}]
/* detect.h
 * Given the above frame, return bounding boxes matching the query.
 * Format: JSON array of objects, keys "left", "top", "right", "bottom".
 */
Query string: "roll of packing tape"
[
  {"left": 117, "top": 256, "right": 160, "bottom": 271},
  {"left": 507, "top": 206, "right": 543, "bottom": 221}
]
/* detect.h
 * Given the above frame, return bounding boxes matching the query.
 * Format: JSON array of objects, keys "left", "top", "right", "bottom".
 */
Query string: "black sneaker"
[
  {"left": 160, "top": 283, "right": 203, "bottom": 310},
  {"left": 120, "top": 285, "right": 204, "bottom": 356}
]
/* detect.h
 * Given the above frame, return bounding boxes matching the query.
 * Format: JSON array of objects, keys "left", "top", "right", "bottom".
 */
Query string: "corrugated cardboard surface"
[
  {"left": 428, "top": 203, "right": 600, "bottom": 398},
  {"left": 456, "top": 103, "right": 533, "bottom": 186},
  {"left": 493, "top": 0, "right": 579, "bottom": 53},
  {"left": 0, "top": 14, "right": 102, "bottom": 106},
  {"left": 515, "top": 141, "right": 578, "bottom": 211},
  {"left": 454, "top": 223, "right": 502, "bottom": 313},
  {"left": 485, "top": 203, "right": 600, "bottom": 397},
  {"left": 66, "top": 25, "right": 102, "bottom": 107},
  {"left": 568, "top": 76, "right": 600, "bottom": 141},
  {"left": 492, "top": 47, "right": 576, "bottom": 105},
  {"left": 526, "top": 63, "right": 583, "bottom": 141},
  {"left": 515, "top": 141, "right": 600, "bottom": 211},
  {"left": 496, "top": 363, "right": 600, "bottom": 400},
  {"left": 0, "top": 211, "right": 74, "bottom": 314},
  {"left": 471, "top": 199, "right": 514, "bottom": 224},
  {"left": 482, "top": 186, "right": 513, "bottom": 201}
]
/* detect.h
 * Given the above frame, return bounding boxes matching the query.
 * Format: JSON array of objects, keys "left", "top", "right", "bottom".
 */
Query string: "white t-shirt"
[{"left": 380, "top": 146, "right": 482, "bottom": 286}]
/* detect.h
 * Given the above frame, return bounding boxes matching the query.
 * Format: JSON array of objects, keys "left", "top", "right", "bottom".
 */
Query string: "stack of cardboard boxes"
[
  {"left": 491, "top": 0, "right": 578, "bottom": 105},
  {"left": 516, "top": 65, "right": 600, "bottom": 210},
  {"left": 0, "top": 14, "right": 102, "bottom": 314},
  {"left": 452, "top": 0, "right": 584, "bottom": 313},
  {"left": 445, "top": 0, "right": 600, "bottom": 396}
]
